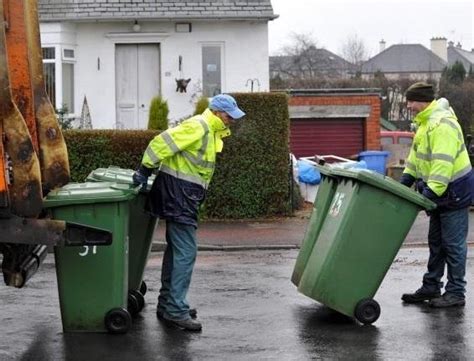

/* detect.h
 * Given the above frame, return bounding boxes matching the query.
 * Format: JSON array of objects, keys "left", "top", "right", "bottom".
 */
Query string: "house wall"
[
  {"left": 40, "top": 20, "right": 270, "bottom": 128},
  {"left": 288, "top": 93, "right": 381, "bottom": 151}
]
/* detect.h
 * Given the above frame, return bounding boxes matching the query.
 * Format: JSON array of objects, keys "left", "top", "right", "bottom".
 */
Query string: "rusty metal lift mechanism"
[{"left": 0, "top": 0, "right": 112, "bottom": 288}]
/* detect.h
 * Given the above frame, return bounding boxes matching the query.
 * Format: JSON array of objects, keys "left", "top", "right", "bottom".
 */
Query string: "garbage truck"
[{"left": 0, "top": 0, "right": 111, "bottom": 288}]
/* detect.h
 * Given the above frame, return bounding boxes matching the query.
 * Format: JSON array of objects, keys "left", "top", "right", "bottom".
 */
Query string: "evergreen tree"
[{"left": 148, "top": 96, "right": 169, "bottom": 130}]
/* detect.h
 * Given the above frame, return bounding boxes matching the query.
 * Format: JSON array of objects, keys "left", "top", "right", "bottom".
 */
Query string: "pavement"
[{"left": 152, "top": 203, "right": 474, "bottom": 251}]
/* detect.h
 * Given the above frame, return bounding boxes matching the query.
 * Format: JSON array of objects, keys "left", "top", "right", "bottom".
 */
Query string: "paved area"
[{"left": 0, "top": 248, "right": 473, "bottom": 360}]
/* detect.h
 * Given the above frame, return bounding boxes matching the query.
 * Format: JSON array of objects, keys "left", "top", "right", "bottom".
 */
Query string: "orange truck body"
[{"left": 0, "top": 0, "right": 70, "bottom": 218}]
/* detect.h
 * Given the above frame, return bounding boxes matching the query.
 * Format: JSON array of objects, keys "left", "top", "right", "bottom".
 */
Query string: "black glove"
[
  {"left": 132, "top": 165, "right": 153, "bottom": 190},
  {"left": 415, "top": 179, "right": 426, "bottom": 194},
  {"left": 399, "top": 173, "right": 415, "bottom": 188},
  {"left": 421, "top": 186, "right": 437, "bottom": 200},
  {"left": 421, "top": 185, "right": 438, "bottom": 217}
]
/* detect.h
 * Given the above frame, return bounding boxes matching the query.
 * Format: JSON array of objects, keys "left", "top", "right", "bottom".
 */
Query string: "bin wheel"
[
  {"left": 140, "top": 281, "right": 147, "bottom": 296},
  {"left": 354, "top": 298, "right": 380, "bottom": 325},
  {"left": 127, "top": 292, "right": 141, "bottom": 316},
  {"left": 129, "top": 289, "right": 145, "bottom": 313},
  {"left": 104, "top": 308, "right": 132, "bottom": 334}
]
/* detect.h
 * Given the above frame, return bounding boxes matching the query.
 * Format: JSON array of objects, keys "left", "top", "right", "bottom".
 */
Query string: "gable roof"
[
  {"left": 38, "top": 0, "right": 277, "bottom": 22},
  {"left": 270, "top": 48, "right": 355, "bottom": 76},
  {"left": 361, "top": 44, "right": 447, "bottom": 74},
  {"left": 448, "top": 46, "right": 474, "bottom": 67}
]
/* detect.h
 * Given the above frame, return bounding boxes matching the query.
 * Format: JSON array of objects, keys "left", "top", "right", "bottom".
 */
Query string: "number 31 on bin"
[
  {"left": 330, "top": 192, "right": 345, "bottom": 217},
  {"left": 79, "top": 246, "right": 97, "bottom": 257}
]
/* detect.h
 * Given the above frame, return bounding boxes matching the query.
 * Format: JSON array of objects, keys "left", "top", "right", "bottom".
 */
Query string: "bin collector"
[
  {"left": 133, "top": 94, "right": 245, "bottom": 331},
  {"left": 399, "top": 82, "right": 473, "bottom": 308}
]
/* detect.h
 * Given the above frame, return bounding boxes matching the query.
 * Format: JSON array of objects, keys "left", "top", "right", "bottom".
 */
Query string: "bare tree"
[
  {"left": 340, "top": 34, "right": 369, "bottom": 72},
  {"left": 270, "top": 32, "right": 354, "bottom": 89},
  {"left": 279, "top": 32, "right": 321, "bottom": 80}
]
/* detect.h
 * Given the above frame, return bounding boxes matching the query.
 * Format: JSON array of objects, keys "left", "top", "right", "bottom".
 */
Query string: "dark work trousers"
[
  {"left": 422, "top": 207, "right": 469, "bottom": 298},
  {"left": 157, "top": 220, "right": 197, "bottom": 320}
]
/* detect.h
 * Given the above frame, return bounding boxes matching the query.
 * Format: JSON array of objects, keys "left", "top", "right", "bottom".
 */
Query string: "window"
[
  {"left": 399, "top": 137, "right": 413, "bottom": 145},
  {"left": 63, "top": 49, "right": 75, "bottom": 60},
  {"left": 380, "top": 136, "right": 394, "bottom": 146},
  {"left": 62, "top": 63, "right": 74, "bottom": 112},
  {"left": 42, "top": 47, "right": 56, "bottom": 106},
  {"left": 41, "top": 46, "right": 75, "bottom": 113},
  {"left": 202, "top": 45, "right": 222, "bottom": 97}
]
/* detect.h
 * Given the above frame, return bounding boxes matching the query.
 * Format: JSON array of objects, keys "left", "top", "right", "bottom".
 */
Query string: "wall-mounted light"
[
  {"left": 132, "top": 20, "right": 141, "bottom": 32},
  {"left": 175, "top": 23, "right": 192, "bottom": 33}
]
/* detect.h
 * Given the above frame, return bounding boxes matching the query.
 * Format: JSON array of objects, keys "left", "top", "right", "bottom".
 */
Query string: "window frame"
[
  {"left": 41, "top": 45, "right": 76, "bottom": 115},
  {"left": 200, "top": 42, "right": 225, "bottom": 97}
]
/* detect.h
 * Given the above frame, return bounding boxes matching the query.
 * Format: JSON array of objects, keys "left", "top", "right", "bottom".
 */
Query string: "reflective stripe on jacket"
[
  {"left": 403, "top": 98, "right": 472, "bottom": 197},
  {"left": 141, "top": 109, "right": 230, "bottom": 189}
]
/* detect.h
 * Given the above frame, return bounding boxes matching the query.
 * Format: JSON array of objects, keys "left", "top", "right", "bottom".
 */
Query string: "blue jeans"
[
  {"left": 158, "top": 220, "right": 197, "bottom": 320},
  {"left": 422, "top": 207, "right": 469, "bottom": 298}
]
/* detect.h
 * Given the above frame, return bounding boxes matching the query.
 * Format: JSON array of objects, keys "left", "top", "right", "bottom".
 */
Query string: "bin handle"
[{"left": 109, "top": 184, "right": 142, "bottom": 195}]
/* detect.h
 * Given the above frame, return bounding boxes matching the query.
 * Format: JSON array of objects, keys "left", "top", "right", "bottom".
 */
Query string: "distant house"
[
  {"left": 38, "top": 0, "right": 277, "bottom": 128},
  {"left": 269, "top": 47, "right": 354, "bottom": 81},
  {"left": 361, "top": 39, "right": 447, "bottom": 81},
  {"left": 448, "top": 41, "right": 474, "bottom": 71},
  {"left": 362, "top": 37, "right": 474, "bottom": 82}
]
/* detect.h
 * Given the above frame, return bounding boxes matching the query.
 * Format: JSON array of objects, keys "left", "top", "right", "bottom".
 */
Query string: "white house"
[{"left": 38, "top": 0, "right": 277, "bottom": 128}]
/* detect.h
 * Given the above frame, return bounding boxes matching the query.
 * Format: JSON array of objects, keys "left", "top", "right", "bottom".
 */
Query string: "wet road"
[{"left": 0, "top": 248, "right": 473, "bottom": 360}]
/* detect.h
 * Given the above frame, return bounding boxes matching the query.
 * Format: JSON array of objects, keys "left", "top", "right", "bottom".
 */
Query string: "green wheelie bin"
[
  {"left": 43, "top": 182, "right": 137, "bottom": 334},
  {"left": 291, "top": 163, "right": 340, "bottom": 286},
  {"left": 86, "top": 166, "right": 158, "bottom": 316},
  {"left": 297, "top": 167, "right": 436, "bottom": 324}
]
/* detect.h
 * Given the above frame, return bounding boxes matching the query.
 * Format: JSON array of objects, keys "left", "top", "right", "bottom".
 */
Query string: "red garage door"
[{"left": 290, "top": 118, "right": 365, "bottom": 158}]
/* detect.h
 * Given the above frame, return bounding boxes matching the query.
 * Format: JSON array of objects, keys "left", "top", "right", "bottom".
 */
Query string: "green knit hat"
[{"left": 405, "top": 82, "right": 435, "bottom": 102}]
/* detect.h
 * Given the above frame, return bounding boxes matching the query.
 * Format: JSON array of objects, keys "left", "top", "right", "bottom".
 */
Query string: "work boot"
[
  {"left": 401, "top": 288, "right": 441, "bottom": 303},
  {"left": 161, "top": 314, "right": 202, "bottom": 332},
  {"left": 157, "top": 308, "right": 197, "bottom": 320},
  {"left": 429, "top": 293, "right": 465, "bottom": 308}
]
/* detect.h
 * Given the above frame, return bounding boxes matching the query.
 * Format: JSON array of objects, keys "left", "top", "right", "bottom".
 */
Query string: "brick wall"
[{"left": 288, "top": 91, "right": 382, "bottom": 150}]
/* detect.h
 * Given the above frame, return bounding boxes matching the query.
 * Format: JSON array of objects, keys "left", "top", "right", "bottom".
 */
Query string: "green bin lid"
[
  {"left": 87, "top": 166, "right": 155, "bottom": 191},
  {"left": 43, "top": 182, "right": 137, "bottom": 208},
  {"left": 317, "top": 166, "right": 436, "bottom": 210}
]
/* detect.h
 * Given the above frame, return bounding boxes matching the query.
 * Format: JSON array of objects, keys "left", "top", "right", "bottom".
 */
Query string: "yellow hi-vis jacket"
[
  {"left": 403, "top": 98, "right": 472, "bottom": 196},
  {"left": 141, "top": 109, "right": 230, "bottom": 189}
]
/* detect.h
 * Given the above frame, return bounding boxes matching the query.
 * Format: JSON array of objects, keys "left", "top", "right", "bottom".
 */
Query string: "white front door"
[{"left": 115, "top": 44, "right": 160, "bottom": 129}]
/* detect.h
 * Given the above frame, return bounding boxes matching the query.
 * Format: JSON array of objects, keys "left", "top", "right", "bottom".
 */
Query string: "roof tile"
[{"left": 38, "top": 0, "right": 276, "bottom": 20}]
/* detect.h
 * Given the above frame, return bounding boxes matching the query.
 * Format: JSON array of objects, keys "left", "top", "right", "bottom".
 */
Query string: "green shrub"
[
  {"left": 193, "top": 96, "right": 209, "bottom": 115},
  {"left": 56, "top": 104, "right": 74, "bottom": 130},
  {"left": 148, "top": 96, "right": 169, "bottom": 130},
  {"left": 63, "top": 129, "right": 159, "bottom": 181}
]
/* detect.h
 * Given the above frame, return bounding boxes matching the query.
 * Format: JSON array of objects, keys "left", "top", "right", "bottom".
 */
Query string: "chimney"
[
  {"left": 448, "top": 41, "right": 454, "bottom": 47},
  {"left": 430, "top": 37, "right": 447, "bottom": 61},
  {"left": 379, "top": 39, "right": 386, "bottom": 53},
  {"left": 456, "top": 42, "right": 462, "bottom": 49}
]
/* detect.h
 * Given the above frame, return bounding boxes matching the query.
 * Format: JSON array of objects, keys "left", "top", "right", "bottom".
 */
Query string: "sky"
[{"left": 268, "top": 0, "right": 473, "bottom": 58}]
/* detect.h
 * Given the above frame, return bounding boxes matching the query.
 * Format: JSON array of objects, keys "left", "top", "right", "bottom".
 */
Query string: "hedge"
[
  {"left": 63, "top": 130, "right": 159, "bottom": 181},
  {"left": 203, "top": 92, "right": 291, "bottom": 218},
  {"left": 63, "top": 92, "right": 291, "bottom": 219}
]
